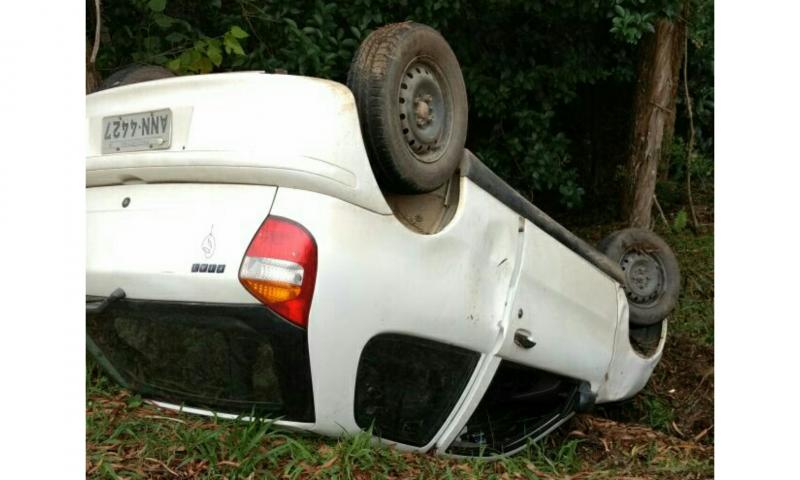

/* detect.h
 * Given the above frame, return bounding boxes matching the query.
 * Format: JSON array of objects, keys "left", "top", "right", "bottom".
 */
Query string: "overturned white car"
[{"left": 86, "top": 23, "right": 679, "bottom": 457}]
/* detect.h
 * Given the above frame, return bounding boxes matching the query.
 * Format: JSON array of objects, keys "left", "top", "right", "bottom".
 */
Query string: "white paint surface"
[{"left": 86, "top": 72, "right": 392, "bottom": 215}]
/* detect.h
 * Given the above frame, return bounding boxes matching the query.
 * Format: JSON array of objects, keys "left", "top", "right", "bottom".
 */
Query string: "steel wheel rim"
[
  {"left": 621, "top": 250, "right": 666, "bottom": 308},
  {"left": 398, "top": 58, "right": 452, "bottom": 164}
]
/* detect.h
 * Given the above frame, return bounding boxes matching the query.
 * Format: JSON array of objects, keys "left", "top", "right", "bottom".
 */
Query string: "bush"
[{"left": 89, "top": 0, "right": 713, "bottom": 212}]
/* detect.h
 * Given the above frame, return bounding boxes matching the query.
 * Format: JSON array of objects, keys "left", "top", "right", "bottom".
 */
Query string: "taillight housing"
[{"left": 239, "top": 216, "right": 318, "bottom": 328}]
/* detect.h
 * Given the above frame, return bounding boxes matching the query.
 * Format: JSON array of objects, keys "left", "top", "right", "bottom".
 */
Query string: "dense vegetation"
[{"left": 89, "top": 0, "right": 713, "bottom": 215}]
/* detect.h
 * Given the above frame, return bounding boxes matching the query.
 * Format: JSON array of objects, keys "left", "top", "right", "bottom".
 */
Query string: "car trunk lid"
[{"left": 86, "top": 183, "right": 276, "bottom": 302}]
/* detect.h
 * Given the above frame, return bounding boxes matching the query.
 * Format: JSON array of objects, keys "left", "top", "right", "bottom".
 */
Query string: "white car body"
[{"left": 86, "top": 72, "right": 666, "bottom": 457}]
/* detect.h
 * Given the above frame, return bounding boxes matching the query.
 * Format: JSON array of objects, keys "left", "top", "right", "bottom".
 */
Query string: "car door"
[{"left": 497, "top": 219, "right": 621, "bottom": 390}]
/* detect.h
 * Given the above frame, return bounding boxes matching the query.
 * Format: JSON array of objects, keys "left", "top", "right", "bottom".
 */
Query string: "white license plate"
[{"left": 102, "top": 109, "right": 172, "bottom": 154}]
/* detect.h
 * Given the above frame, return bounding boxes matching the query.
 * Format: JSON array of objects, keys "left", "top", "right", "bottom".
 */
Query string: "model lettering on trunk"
[{"left": 191, "top": 263, "right": 225, "bottom": 273}]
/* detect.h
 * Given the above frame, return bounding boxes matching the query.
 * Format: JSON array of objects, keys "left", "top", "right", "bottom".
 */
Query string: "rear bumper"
[
  {"left": 85, "top": 72, "right": 392, "bottom": 215},
  {"left": 87, "top": 297, "right": 315, "bottom": 422}
]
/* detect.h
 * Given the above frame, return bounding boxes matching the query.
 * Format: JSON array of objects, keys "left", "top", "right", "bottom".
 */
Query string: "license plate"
[{"left": 101, "top": 109, "right": 172, "bottom": 154}]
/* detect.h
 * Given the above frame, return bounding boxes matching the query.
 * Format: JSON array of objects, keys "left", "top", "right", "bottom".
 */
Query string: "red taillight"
[{"left": 239, "top": 216, "right": 318, "bottom": 328}]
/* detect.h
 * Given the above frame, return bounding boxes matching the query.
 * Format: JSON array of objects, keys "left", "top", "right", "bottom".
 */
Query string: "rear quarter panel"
[{"left": 268, "top": 181, "right": 521, "bottom": 440}]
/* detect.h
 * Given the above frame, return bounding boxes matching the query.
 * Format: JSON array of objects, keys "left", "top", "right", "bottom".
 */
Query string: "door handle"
[{"left": 514, "top": 328, "right": 536, "bottom": 349}]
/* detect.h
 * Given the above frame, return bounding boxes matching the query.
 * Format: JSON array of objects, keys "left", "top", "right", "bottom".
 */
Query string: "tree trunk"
[
  {"left": 625, "top": 18, "right": 686, "bottom": 228},
  {"left": 658, "top": 77, "right": 680, "bottom": 181}
]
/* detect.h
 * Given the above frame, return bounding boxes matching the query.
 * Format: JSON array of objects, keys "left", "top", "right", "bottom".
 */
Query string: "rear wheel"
[
  {"left": 347, "top": 22, "right": 468, "bottom": 193},
  {"left": 100, "top": 64, "right": 174, "bottom": 91}
]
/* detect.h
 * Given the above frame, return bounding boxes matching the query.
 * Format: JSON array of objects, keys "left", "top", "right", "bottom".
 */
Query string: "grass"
[
  {"left": 668, "top": 231, "right": 715, "bottom": 346},
  {"left": 86, "top": 226, "right": 714, "bottom": 479}
]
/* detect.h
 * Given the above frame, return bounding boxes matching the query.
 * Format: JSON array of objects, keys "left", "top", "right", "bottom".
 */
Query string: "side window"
[
  {"left": 447, "top": 361, "right": 580, "bottom": 456},
  {"left": 87, "top": 300, "right": 315, "bottom": 422},
  {"left": 354, "top": 334, "right": 479, "bottom": 447}
]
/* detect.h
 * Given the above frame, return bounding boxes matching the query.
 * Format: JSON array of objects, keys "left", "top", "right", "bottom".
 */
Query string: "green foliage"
[
  {"left": 609, "top": 0, "right": 682, "bottom": 44},
  {"left": 528, "top": 437, "right": 584, "bottom": 474},
  {"left": 662, "top": 0, "right": 714, "bottom": 203},
  {"left": 643, "top": 393, "right": 675, "bottom": 430},
  {"left": 95, "top": 0, "right": 250, "bottom": 75},
  {"left": 147, "top": 0, "right": 166, "bottom": 13},
  {"left": 672, "top": 208, "right": 688, "bottom": 232},
  {"left": 610, "top": 2, "right": 657, "bottom": 44},
  {"left": 90, "top": 0, "right": 712, "bottom": 210},
  {"left": 164, "top": 29, "right": 247, "bottom": 74},
  {"left": 668, "top": 229, "right": 714, "bottom": 345},
  {"left": 685, "top": 0, "right": 714, "bottom": 160},
  {"left": 662, "top": 130, "right": 714, "bottom": 209}
]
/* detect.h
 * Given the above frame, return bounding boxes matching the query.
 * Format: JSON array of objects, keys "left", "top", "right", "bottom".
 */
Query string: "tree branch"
[
  {"left": 91, "top": 0, "right": 102, "bottom": 64},
  {"left": 682, "top": 2, "right": 700, "bottom": 231},
  {"left": 653, "top": 194, "right": 670, "bottom": 230}
]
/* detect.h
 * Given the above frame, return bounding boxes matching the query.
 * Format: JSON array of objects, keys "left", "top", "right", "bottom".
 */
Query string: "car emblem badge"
[{"left": 201, "top": 225, "right": 216, "bottom": 258}]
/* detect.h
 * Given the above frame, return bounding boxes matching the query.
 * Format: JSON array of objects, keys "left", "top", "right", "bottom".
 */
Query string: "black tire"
[
  {"left": 347, "top": 22, "right": 468, "bottom": 193},
  {"left": 598, "top": 228, "right": 681, "bottom": 327},
  {"left": 596, "top": 229, "right": 622, "bottom": 254},
  {"left": 100, "top": 64, "right": 175, "bottom": 91}
]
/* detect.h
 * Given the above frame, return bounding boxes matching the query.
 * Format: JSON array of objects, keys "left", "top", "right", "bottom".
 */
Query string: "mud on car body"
[{"left": 86, "top": 23, "right": 679, "bottom": 458}]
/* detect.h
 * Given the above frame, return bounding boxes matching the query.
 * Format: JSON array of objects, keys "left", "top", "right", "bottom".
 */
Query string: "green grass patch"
[
  {"left": 641, "top": 394, "right": 676, "bottom": 431},
  {"left": 666, "top": 229, "right": 714, "bottom": 345}
]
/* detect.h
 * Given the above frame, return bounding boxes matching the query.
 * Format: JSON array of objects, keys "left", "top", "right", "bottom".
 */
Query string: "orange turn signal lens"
[{"left": 240, "top": 278, "right": 301, "bottom": 304}]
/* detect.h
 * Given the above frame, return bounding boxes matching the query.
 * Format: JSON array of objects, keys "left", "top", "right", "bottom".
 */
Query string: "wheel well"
[{"left": 384, "top": 171, "right": 460, "bottom": 234}]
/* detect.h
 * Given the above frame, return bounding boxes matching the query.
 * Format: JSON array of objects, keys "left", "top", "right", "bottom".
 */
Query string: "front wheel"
[{"left": 598, "top": 228, "right": 681, "bottom": 327}]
